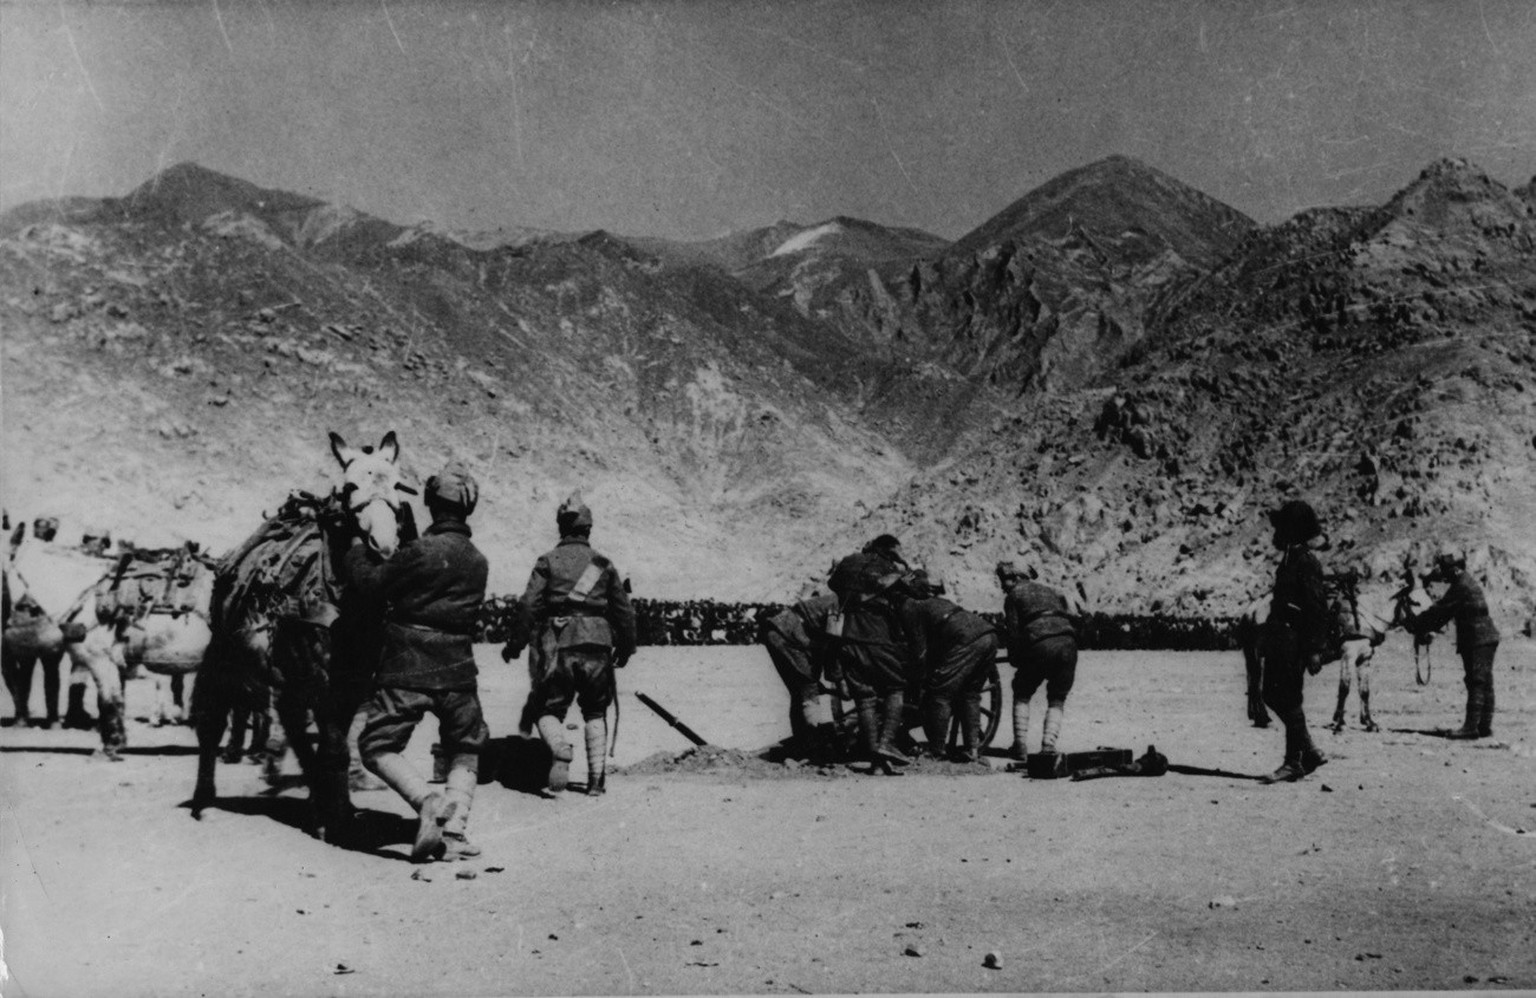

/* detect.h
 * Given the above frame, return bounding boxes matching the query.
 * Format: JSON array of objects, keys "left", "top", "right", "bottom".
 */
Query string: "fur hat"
[
  {"left": 1267, "top": 499, "right": 1322, "bottom": 546},
  {"left": 425, "top": 464, "right": 479, "bottom": 515},
  {"left": 557, "top": 491, "right": 594, "bottom": 532}
]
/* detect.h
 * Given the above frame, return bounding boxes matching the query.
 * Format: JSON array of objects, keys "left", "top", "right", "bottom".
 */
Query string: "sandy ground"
[{"left": 2, "top": 632, "right": 1534, "bottom": 996}]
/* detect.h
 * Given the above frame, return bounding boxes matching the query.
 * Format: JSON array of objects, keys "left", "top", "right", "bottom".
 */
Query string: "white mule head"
[{"left": 329, "top": 430, "right": 416, "bottom": 559}]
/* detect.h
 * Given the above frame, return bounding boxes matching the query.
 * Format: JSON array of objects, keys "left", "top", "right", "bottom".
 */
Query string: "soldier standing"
[
  {"left": 1408, "top": 548, "right": 1501, "bottom": 739},
  {"left": 1257, "top": 499, "right": 1331, "bottom": 784},
  {"left": 899, "top": 571, "right": 998, "bottom": 762},
  {"left": 758, "top": 592, "right": 839, "bottom": 758},
  {"left": 353, "top": 465, "right": 490, "bottom": 862},
  {"left": 996, "top": 561, "right": 1082, "bottom": 760},
  {"left": 504, "top": 493, "right": 636, "bottom": 797}
]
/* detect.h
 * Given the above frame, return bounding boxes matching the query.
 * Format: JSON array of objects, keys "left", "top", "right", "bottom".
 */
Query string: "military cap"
[
  {"left": 557, "top": 491, "right": 594, "bottom": 531},
  {"left": 1267, "top": 499, "right": 1322, "bottom": 546},
  {"left": 425, "top": 463, "right": 479, "bottom": 515}
]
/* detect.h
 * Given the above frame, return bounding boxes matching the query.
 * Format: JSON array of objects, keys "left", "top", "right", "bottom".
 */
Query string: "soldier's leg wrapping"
[
  {"left": 1261, "top": 626, "right": 1313, "bottom": 776},
  {"left": 3, "top": 651, "right": 34, "bottom": 723},
  {"left": 536, "top": 714, "right": 574, "bottom": 791},
  {"left": 1453, "top": 650, "right": 1482, "bottom": 737},
  {"left": 1010, "top": 700, "right": 1031, "bottom": 759},
  {"left": 1039, "top": 638, "right": 1078, "bottom": 754},
  {"left": 436, "top": 689, "right": 488, "bottom": 844},
  {"left": 1475, "top": 643, "right": 1497, "bottom": 737},
  {"left": 875, "top": 689, "right": 911, "bottom": 765},
  {"left": 584, "top": 717, "right": 608, "bottom": 795},
  {"left": 921, "top": 695, "right": 953, "bottom": 756},
  {"left": 1332, "top": 652, "right": 1351, "bottom": 731}
]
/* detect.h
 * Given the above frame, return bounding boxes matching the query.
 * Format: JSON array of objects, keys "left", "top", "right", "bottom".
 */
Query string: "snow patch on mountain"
[{"left": 770, "top": 222, "right": 842, "bottom": 257}]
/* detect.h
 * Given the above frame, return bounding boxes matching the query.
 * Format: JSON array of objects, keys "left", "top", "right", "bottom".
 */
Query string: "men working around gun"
[
  {"left": 900, "top": 570, "right": 997, "bottom": 763},
  {"left": 996, "top": 561, "right": 1082, "bottom": 761},
  {"left": 825, "top": 550, "right": 916, "bottom": 772},
  {"left": 1256, "top": 499, "right": 1331, "bottom": 784},
  {"left": 1407, "top": 548, "right": 1501, "bottom": 740},
  {"left": 758, "top": 591, "right": 839, "bottom": 760},
  {"left": 505, "top": 492, "right": 636, "bottom": 797},
  {"left": 353, "top": 465, "right": 490, "bottom": 861}
]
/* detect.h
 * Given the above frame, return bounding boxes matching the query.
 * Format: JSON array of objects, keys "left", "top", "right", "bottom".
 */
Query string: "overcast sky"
[{"left": 2, "top": 0, "right": 1533, "bottom": 242}]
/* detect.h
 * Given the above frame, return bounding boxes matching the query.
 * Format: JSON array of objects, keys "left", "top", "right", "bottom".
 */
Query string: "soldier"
[
  {"left": 757, "top": 592, "right": 839, "bottom": 758},
  {"left": 996, "top": 561, "right": 1082, "bottom": 760},
  {"left": 899, "top": 571, "right": 998, "bottom": 762},
  {"left": 1408, "top": 548, "right": 1501, "bottom": 739},
  {"left": 825, "top": 564, "right": 915, "bottom": 772},
  {"left": 504, "top": 492, "right": 636, "bottom": 797},
  {"left": 1256, "top": 499, "right": 1331, "bottom": 784},
  {"left": 353, "top": 465, "right": 490, "bottom": 862}
]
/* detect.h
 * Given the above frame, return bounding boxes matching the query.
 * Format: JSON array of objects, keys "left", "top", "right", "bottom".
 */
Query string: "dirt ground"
[{"left": 2, "top": 632, "right": 1534, "bottom": 996}]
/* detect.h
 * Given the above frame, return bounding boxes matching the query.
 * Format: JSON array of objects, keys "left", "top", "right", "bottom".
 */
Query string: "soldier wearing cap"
[
  {"left": 1256, "top": 499, "right": 1331, "bottom": 784},
  {"left": 1408, "top": 548, "right": 1501, "bottom": 739},
  {"left": 899, "top": 571, "right": 997, "bottom": 762},
  {"left": 504, "top": 492, "right": 636, "bottom": 797},
  {"left": 757, "top": 591, "right": 839, "bottom": 759},
  {"left": 996, "top": 560, "right": 1082, "bottom": 761},
  {"left": 353, "top": 463, "right": 490, "bottom": 861}
]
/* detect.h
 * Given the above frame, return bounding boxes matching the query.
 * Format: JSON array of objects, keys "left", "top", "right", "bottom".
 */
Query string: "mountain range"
[{"left": 2, "top": 155, "right": 1532, "bottom": 630}]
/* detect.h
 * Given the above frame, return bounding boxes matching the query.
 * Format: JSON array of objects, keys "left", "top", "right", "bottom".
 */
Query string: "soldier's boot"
[
  {"left": 1477, "top": 684, "right": 1495, "bottom": 739},
  {"left": 1009, "top": 701, "right": 1030, "bottom": 761},
  {"left": 367, "top": 750, "right": 448, "bottom": 862},
  {"left": 315, "top": 764, "right": 357, "bottom": 846},
  {"left": 920, "top": 700, "right": 953, "bottom": 759},
  {"left": 94, "top": 700, "right": 127, "bottom": 762},
  {"left": 1040, "top": 703, "right": 1065, "bottom": 754},
  {"left": 584, "top": 717, "right": 608, "bottom": 797},
  {"left": 958, "top": 699, "right": 983, "bottom": 764},
  {"left": 62, "top": 684, "right": 94, "bottom": 730},
  {"left": 440, "top": 759, "right": 480, "bottom": 859},
  {"left": 1448, "top": 689, "right": 1482, "bottom": 739},
  {"left": 1259, "top": 753, "right": 1306, "bottom": 784},
  {"left": 537, "top": 715, "right": 573, "bottom": 793},
  {"left": 874, "top": 691, "right": 911, "bottom": 767},
  {"left": 855, "top": 699, "right": 881, "bottom": 764}
]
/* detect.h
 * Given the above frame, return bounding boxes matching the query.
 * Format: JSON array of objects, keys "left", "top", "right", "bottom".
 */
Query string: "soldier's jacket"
[
  {"left": 902, "top": 595, "right": 997, "bottom": 670},
  {"left": 516, "top": 536, "right": 637, "bottom": 656},
  {"left": 348, "top": 519, "right": 489, "bottom": 690},
  {"left": 1002, "top": 579, "right": 1078, "bottom": 651},
  {"left": 1268, "top": 546, "right": 1331, "bottom": 655},
  {"left": 1413, "top": 569, "right": 1501, "bottom": 652},
  {"left": 761, "top": 593, "right": 839, "bottom": 651},
  {"left": 829, "top": 591, "right": 917, "bottom": 689}
]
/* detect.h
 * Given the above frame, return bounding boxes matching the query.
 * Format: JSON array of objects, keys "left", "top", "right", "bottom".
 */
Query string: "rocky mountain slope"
[
  {"left": 0, "top": 164, "right": 956, "bottom": 597},
  {"left": 832, "top": 159, "right": 1536, "bottom": 627},
  {"left": 3, "top": 157, "right": 1532, "bottom": 628}
]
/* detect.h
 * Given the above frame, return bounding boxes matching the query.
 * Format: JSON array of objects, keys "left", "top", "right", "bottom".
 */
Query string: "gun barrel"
[{"left": 635, "top": 691, "right": 709, "bottom": 747}]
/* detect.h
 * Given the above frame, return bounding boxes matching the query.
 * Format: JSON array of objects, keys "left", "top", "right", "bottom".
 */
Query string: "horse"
[
  {"left": 88, "top": 543, "right": 220, "bottom": 727},
  {"left": 190, "top": 430, "right": 415, "bottom": 843},
  {"left": 2, "top": 524, "right": 122, "bottom": 746},
  {"left": 1236, "top": 565, "right": 1433, "bottom": 733}
]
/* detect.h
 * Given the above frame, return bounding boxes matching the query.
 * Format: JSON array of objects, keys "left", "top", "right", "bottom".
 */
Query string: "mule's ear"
[
  {"left": 378, "top": 431, "right": 400, "bottom": 463},
  {"left": 329, "top": 431, "right": 356, "bottom": 468}
]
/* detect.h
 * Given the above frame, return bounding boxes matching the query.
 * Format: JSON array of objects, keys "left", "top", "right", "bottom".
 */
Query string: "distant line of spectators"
[{"left": 477, "top": 596, "right": 1239, "bottom": 651}]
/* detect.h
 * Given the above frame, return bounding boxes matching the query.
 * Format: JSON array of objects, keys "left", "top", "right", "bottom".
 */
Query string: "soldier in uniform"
[
  {"left": 504, "top": 492, "right": 636, "bottom": 797},
  {"left": 353, "top": 465, "right": 490, "bottom": 862},
  {"left": 825, "top": 562, "right": 915, "bottom": 772},
  {"left": 899, "top": 571, "right": 998, "bottom": 762},
  {"left": 757, "top": 592, "right": 839, "bottom": 758},
  {"left": 1257, "top": 499, "right": 1331, "bottom": 784},
  {"left": 1408, "top": 548, "right": 1501, "bottom": 739},
  {"left": 996, "top": 561, "right": 1082, "bottom": 760}
]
